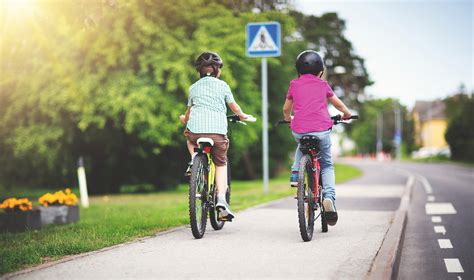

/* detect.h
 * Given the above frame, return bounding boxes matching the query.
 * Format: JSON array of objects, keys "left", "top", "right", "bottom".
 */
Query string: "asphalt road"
[
  {"left": 392, "top": 161, "right": 474, "bottom": 280},
  {"left": 7, "top": 160, "right": 409, "bottom": 280}
]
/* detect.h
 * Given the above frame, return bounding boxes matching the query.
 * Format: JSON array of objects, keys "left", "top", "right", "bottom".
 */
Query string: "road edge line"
[{"left": 366, "top": 174, "right": 415, "bottom": 280}]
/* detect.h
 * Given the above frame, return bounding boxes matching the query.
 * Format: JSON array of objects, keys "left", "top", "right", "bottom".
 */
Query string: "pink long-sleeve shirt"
[{"left": 286, "top": 74, "right": 334, "bottom": 133}]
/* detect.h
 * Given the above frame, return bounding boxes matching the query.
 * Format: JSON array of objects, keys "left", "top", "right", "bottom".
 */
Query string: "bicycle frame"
[
  {"left": 309, "top": 149, "right": 321, "bottom": 203},
  {"left": 197, "top": 145, "right": 215, "bottom": 198},
  {"left": 206, "top": 150, "right": 216, "bottom": 193}
]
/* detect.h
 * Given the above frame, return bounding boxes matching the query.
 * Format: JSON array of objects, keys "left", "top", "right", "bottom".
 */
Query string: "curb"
[{"left": 366, "top": 175, "right": 415, "bottom": 280}]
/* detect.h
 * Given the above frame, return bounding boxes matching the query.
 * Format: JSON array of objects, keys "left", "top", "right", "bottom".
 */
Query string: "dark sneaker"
[
  {"left": 216, "top": 201, "right": 235, "bottom": 221},
  {"left": 323, "top": 198, "right": 338, "bottom": 226},
  {"left": 290, "top": 172, "right": 298, "bottom": 187},
  {"left": 184, "top": 161, "right": 192, "bottom": 177}
]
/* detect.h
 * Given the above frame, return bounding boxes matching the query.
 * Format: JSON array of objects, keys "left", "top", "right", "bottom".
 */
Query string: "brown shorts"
[{"left": 184, "top": 129, "right": 229, "bottom": 166}]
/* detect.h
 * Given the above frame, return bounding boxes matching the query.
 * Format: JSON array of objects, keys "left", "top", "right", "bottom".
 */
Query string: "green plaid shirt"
[{"left": 186, "top": 76, "right": 235, "bottom": 135}]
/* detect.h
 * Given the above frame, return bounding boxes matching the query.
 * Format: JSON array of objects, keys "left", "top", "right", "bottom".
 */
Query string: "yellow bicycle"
[{"left": 189, "top": 114, "right": 256, "bottom": 239}]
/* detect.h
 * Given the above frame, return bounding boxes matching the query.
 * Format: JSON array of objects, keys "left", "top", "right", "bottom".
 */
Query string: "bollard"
[{"left": 77, "top": 156, "right": 89, "bottom": 208}]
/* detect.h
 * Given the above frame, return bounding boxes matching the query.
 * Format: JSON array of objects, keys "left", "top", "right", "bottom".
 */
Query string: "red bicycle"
[{"left": 279, "top": 114, "right": 358, "bottom": 241}]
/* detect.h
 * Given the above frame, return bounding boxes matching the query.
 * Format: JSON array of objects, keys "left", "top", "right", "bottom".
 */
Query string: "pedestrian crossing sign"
[{"left": 246, "top": 22, "right": 281, "bottom": 57}]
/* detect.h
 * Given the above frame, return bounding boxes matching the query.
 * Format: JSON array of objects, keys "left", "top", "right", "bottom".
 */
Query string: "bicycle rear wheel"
[
  {"left": 210, "top": 162, "right": 231, "bottom": 230},
  {"left": 297, "top": 154, "right": 315, "bottom": 242},
  {"left": 189, "top": 154, "right": 209, "bottom": 239}
]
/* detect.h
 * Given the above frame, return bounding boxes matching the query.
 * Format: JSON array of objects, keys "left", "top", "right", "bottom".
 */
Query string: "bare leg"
[
  {"left": 215, "top": 164, "right": 228, "bottom": 196},
  {"left": 187, "top": 140, "right": 196, "bottom": 157},
  {"left": 215, "top": 163, "right": 234, "bottom": 219}
]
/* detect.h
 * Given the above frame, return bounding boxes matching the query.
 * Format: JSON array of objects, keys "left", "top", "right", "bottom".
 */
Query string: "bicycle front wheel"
[
  {"left": 297, "top": 154, "right": 315, "bottom": 242},
  {"left": 189, "top": 154, "right": 209, "bottom": 239}
]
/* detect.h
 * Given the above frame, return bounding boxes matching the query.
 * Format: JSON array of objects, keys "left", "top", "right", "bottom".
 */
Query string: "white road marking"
[
  {"left": 418, "top": 175, "right": 433, "bottom": 194},
  {"left": 438, "top": 239, "right": 453, "bottom": 249},
  {"left": 431, "top": 216, "right": 442, "bottom": 223},
  {"left": 425, "top": 203, "right": 457, "bottom": 215},
  {"left": 444, "top": 258, "right": 464, "bottom": 273},
  {"left": 427, "top": 195, "right": 435, "bottom": 202},
  {"left": 434, "top": 226, "right": 446, "bottom": 235}
]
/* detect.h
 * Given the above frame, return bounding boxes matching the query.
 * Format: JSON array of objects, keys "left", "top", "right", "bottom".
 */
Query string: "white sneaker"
[
  {"left": 323, "top": 198, "right": 338, "bottom": 226},
  {"left": 216, "top": 201, "right": 235, "bottom": 221}
]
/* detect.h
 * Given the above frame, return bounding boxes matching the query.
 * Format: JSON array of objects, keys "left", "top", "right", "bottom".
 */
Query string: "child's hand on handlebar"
[
  {"left": 239, "top": 113, "right": 256, "bottom": 122},
  {"left": 179, "top": 115, "right": 186, "bottom": 125},
  {"left": 342, "top": 112, "right": 352, "bottom": 120}
]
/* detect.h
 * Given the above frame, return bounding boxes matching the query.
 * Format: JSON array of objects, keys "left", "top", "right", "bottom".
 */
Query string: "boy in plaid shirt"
[{"left": 180, "top": 52, "right": 251, "bottom": 220}]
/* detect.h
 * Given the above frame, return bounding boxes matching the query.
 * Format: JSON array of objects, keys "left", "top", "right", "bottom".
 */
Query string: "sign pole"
[
  {"left": 246, "top": 21, "right": 280, "bottom": 194},
  {"left": 262, "top": 57, "right": 269, "bottom": 193}
]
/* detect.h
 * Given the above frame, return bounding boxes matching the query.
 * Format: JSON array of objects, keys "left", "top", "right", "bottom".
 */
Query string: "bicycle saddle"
[
  {"left": 197, "top": 138, "right": 214, "bottom": 146},
  {"left": 299, "top": 135, "right": 320, "bottom": 153}
]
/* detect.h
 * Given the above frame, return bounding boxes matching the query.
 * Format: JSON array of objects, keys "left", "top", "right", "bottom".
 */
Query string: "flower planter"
[
  {"left": 0, "top": 209, "right": 42, "bottom": 232},
  {"left": 40, "top": 205, "right": 79, "bottom": 225}
]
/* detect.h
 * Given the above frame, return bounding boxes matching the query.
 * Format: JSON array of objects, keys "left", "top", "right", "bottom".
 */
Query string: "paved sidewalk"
[{"left": 8, "top": 163, "right": 408, "bottom": 280}]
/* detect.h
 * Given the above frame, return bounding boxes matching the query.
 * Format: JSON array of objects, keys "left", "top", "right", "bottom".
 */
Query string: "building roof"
[{"left": 413, "top": 100, "right": 446, "bottom": 122}]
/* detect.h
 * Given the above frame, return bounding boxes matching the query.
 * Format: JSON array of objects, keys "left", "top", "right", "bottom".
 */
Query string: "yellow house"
[{"left": 412, "top": 100, "right": 448, "bottom": 148}]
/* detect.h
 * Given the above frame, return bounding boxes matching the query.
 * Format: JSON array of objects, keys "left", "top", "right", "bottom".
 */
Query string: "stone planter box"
[
  {"left": 40, "top": 205, "right": 79, "bottom": 225},
  {"left": 0, "top": 209, "right": 42, "bottom": 232}
]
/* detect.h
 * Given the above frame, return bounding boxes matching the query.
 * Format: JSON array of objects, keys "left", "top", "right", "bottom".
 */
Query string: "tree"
[
  {"left": 0, "top": 0, "right": 372, "bottom": 193},
  {"left": 445, "top": 93, "right": 474, "bottom": 161},
  {"left": 349, "top": 98, "right": 411, "bottom": 155},
  {"left": 289, "top": 11, "right": 373, "bottom": 111}
]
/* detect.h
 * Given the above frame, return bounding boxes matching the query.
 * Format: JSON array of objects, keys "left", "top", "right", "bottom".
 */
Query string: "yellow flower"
[
  {"left": 0, "top": 198, "right": 33, "bottom": 211},
  {"left": 38, "top": 188, "right": 78, "bottom": 206}
]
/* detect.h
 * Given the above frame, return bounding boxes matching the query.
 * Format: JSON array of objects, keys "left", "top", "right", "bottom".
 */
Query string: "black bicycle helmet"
[
  {"left": 194, "top": 51, "right": 223, "bottom": 78},
  {"left": 295, "top": 50, "right": 324, "bottom": 76}
]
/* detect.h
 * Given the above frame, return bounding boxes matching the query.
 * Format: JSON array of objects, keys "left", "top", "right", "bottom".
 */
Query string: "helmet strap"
[{"left": 211, "top": 65, "right": 219, "bottom": 78}]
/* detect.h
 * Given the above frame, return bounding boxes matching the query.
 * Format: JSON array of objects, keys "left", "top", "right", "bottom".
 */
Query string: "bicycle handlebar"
[
  {"left": 227, "top": 115, "right": 257, "bottom": 125},
  {"left": 277, "top": 120, "right": 291, "bottom": 125},
  {"left": 331, "top": 114, "right": 359, "bottom": 124},
  {"left": 276, "top": 115, "right": 359, "bottom": 126}
]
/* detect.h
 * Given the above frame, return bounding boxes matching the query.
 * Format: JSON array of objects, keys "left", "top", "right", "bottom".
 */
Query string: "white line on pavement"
[
  {"left": 425, "top": 203, "right": 457, "bottom": 215},
  {"left": 438, "top": 239, "right": 453, "bottom": 249},
  {"left": 431, "top": 216, "right": 442, "bottom": 223},
  {"left": 444, "top": 258, "right": 464, "bottom": 273},
  {"left": 434, "top": 226, "right": 446, "bottom": 235},
  {"left": 427, "top": 195, "right": 435, "bottom": 202},
  {"left": 418, "top": 175, "right": 433, "bottom": 194}
]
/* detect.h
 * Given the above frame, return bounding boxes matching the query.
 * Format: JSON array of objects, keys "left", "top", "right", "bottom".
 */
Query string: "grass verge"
[{"left": 1, "top": 163, "right": 361, "bottom": 275}]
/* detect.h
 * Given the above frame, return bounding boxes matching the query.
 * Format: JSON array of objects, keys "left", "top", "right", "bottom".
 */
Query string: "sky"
[{"left": 294, "top": 0, "right": 473, "bottom": 107}]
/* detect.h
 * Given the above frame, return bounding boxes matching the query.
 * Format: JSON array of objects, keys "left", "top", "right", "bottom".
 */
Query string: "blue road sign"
[{"left": 246, "top": 22, "right": 281, "bottom": 57}]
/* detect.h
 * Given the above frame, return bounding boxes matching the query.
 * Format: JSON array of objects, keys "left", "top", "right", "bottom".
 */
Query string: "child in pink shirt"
[{"left": 282, "top": 50, "right": 352, "bottom": 226}]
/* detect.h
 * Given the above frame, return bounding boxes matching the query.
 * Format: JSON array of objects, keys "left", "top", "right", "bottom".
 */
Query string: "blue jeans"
[{"left": 291, "top": 130, "right": 335, "bottom": 200}]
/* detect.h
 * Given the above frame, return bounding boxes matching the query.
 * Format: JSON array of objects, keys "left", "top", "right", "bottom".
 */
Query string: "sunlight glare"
[{"left": 4, "top": 0, "right": 37, "bottom": 18}]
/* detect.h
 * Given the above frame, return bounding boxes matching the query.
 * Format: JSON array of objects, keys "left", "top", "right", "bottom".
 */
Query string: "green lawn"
[{"left": 0, "top": 163, "right": 361, "bottom": 275}]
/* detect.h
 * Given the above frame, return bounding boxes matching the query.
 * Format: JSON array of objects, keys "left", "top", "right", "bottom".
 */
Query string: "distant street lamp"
[
  {"left": 393, "top": 102, "right": 402, "bottom": 160},
  {"left": 376, "top": 113, "right": 383, "bottom": 161}
]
